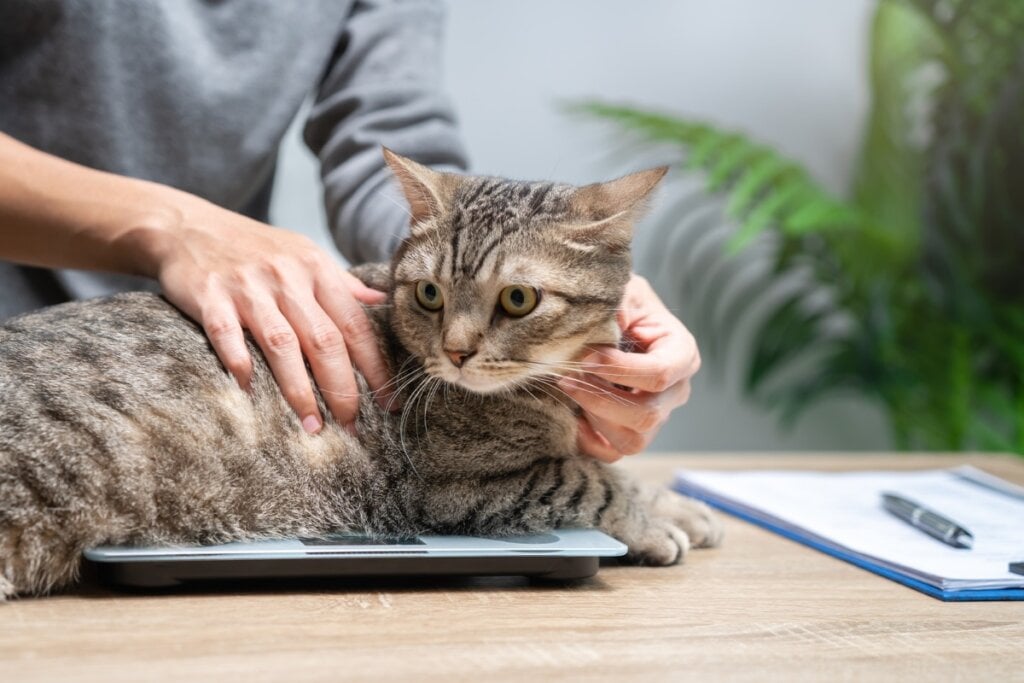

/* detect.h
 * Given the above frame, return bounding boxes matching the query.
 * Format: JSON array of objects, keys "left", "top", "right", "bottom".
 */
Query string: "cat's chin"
[
  {"left": 445, "top": 373, "right": 511, "bottom": 395},
  {"left": 428, "top": 367, "right": 518, "bottom": 395}
]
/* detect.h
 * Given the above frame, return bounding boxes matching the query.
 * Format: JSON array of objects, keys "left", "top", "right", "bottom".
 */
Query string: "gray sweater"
[{"left": 0, "top": 0, "right": 468, "bottom": 319}]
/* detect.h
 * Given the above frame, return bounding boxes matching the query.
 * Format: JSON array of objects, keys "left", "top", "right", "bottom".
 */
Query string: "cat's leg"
[
  {"left": 528, "top": 459, "right": 722, "bottom": 565},
  {"left": 588, "top": 471, "right": 724, "bottom": 565},
  {"left": 583, "top": 474, "right": 724, "bottom": 566},
  {"left": 0, "top": 453, "right": 102, "bottom": 599},
  {"left": 455, "top": 457, "right": 722, "bottom": 566}
]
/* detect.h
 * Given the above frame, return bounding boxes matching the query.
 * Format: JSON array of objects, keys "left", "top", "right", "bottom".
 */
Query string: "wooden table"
[{"left": 4, "top": 453, "right": 1023, "bottom": 682}]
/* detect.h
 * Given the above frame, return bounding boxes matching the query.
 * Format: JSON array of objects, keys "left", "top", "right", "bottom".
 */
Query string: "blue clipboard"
[{"left": 674, "top": 481, "right": 1024, "bottom": 602}]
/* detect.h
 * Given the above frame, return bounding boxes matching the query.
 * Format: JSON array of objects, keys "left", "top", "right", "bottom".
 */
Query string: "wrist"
[{"left": 109, "top": 181, "right": 191, "bottom": 279}]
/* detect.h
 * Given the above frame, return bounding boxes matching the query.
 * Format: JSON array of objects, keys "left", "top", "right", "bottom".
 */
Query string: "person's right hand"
[{"left": 149, "top": 192, "right": 392, "bottom": 435}]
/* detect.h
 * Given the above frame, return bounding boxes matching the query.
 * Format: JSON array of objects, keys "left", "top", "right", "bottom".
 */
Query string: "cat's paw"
[
  {"left": 652, "top": 490, "right": 724, "bottom": 549},
  {"left": 0, "top": 575, "right": 14, "bottom": 602},
  {"left": 623, "top": 518, "right": 691, "bottom": 566}
]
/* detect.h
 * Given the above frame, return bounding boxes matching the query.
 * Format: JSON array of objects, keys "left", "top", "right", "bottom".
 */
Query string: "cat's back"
[
  {"left": 1, "top": 290, "right": 211, "bottom": 369},
  {"left": 0, "top": 292, "right": 227, "bottom": 414},
  {"left": 0, "top": 292, "right": 243, "bottom": 469}
]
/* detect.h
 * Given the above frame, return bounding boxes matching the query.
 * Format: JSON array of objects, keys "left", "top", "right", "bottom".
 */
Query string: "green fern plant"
[{"left": 570, "top": 0, "right": 1024, "bottom": 453}]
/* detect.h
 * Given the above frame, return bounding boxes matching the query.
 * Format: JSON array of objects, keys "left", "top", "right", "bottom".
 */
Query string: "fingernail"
[
  {"left": 557, "top": 379, "right": 577, "bottom": 394},
  {"left": 302, "top": 415, "right": 322, "bottom": 434}
]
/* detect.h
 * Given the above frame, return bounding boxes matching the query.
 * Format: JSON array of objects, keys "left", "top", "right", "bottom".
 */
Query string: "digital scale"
[{"left": 83, "top": 529, "right": 627, "bottom": 589}]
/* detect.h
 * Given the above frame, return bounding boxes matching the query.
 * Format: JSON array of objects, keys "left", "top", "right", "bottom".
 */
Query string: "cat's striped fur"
[{"left": 0, "top": 151, "right": 721, "bottom": 599}]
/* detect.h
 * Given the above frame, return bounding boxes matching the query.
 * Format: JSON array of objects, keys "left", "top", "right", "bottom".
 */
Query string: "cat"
[{"left": 0, "top": 149, "right": 721, "bottom": 599}]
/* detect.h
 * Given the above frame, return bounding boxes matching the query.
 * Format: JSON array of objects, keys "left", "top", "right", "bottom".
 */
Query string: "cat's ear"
[
  {"left": 382, "top": 147, "right": 455, "bottom": 231},
  {"left": 567, "top": 166, "right": 669, "bottom": 249}
]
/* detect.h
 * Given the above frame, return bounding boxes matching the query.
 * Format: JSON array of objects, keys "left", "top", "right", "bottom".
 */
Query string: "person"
[{"left": 0, "top": 0, "right": 699, "bottom": 462}]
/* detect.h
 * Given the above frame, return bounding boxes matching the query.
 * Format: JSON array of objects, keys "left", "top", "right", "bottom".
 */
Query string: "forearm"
[
  {"left": 0, "top": 132, "right": 182, "bottom": 277},
  {"left": 0, "top": 135, "right": 393, "bottom": 433}
]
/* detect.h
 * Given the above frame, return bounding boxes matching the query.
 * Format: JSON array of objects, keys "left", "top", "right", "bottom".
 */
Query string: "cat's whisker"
[
  {"left": 379, "top": 362, "right": 428, "bottom": 411},
  {"left": 374, "top": 187, "right": 414, "bottom": 220},
  {"left": 523, "top": 359, "right": 666, "bottom": 379},
  {"left": 509, "top": 378, "right": 544, "bottom": 407},
  {"left": 317, "top": 389, "right": 361, "bottom": 398},
  {"left": 397, "top": 376, "right": 434, "bottom": 480},
  {"left": 374, "top": 369, "right": 423, "bottom": 403},
  {"left": 544, "top": 374, "right": 635, "bottom": 407},
  {"left": 526, "top": 359, "right": 662, "bottom": 373},
  {"left": 423, "top": 376, "right": 443, "bottom": 438},
  {"left": 373, "top": 356, "right": 420, "bottom": 391},
  {"left": 525, "top": 379, "right": 565, "bottom": 407}
]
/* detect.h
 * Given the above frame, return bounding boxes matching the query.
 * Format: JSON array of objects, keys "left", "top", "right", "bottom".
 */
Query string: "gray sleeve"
[{"left": 303, "top": 0, "right": 469, "bottom": 265}]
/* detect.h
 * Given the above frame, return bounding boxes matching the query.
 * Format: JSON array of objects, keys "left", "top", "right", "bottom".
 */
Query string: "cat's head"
[{"left": 384, "top": 148, "right": 666, "bottom": 394}]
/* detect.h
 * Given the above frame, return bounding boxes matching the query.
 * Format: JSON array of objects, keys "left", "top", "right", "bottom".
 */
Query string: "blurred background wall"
[{"left": 270, "top": 0, "right": 891, "bottom": 452}]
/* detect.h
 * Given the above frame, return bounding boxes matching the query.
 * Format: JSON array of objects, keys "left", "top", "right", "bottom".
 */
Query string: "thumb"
[
  {"left": 340, "top": 271, "right": 388, "bottom": 305},
  {"left": 352, "top": 287, "right": 387, "bottom": 305}
]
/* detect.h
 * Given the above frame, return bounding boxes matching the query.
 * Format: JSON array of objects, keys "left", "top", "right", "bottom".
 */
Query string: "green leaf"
[
  {"left": 726, "top": 157, "right": 795, "bottom": 217},
  {"left": 687, "top": 132, "right": 737, "bottom": 171},
  {"left": 727, "top": 182, "right": 805, "bottom": 252},
  {"left": 706, "top": 137, "right": 763, "bottom": 190},
  {"left": 569, "top": 100, "right": 861, "bottom": 249},
  {"left": 782, "top": 201, "right": 860, "bottom": 234}
]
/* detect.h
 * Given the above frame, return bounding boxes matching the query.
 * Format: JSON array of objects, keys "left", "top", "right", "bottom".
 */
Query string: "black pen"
[{"left": 881, "top": 492, "right": 975, "bottom": 550}]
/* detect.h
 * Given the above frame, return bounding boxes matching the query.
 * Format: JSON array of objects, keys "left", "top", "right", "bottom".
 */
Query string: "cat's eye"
[
  {"left": 415, "top": 280, "right": 444, "bottom": 311},
  {"left": 498, "top": 285, "right": 539, "bottom": 317}
]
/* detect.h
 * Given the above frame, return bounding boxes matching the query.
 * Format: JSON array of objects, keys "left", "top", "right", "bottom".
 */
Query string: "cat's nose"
[{"left": 444, "top": 348, "right": 477, "bottom": 368}]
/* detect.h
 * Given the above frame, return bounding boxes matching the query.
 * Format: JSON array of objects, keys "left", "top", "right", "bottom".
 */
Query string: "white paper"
[{"left": 675, "top": 466, "right": 1024, "bottom": 591}]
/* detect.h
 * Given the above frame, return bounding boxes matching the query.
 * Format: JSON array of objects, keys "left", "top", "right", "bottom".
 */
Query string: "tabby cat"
[{"left": 0, "top": 150, "right": 721, "bottom": 599}]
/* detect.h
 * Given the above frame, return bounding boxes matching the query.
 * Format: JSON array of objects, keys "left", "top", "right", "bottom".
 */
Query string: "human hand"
[
  {"left": 559, "top": 274, "right": 700, "bottom": 462},
  {"left": 148, "top": 192, "right": 392, "bottom": 434}
]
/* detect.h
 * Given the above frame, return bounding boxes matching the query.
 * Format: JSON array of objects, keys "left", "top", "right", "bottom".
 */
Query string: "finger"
[
  {"left": 278, "top": 294, "right": 359, "bottom": 428},
  {"left": 676, "top": 379, "right": 693, "bottom": 408},
  {"left": 576, "top": 416, "right": 624, "bottom": 463},
  {"left": 316, "top": 277, "right": 394, "bottom": 409},
  {"left": 241, "top": 298, "right": 322, "bottom": 434},
  {"left": 580, "top": 340, "right": 695, "bottom": 394},
  {"left": 559, "top": 376, "right": 669, "bottom": 435},
  {"left": 200, "top": 301, "right": 253, "bottom": 391},
  {"left": 339, "top": 270, "right": 387, "bottom": 305},
  {"left": 582, "top": 411, "right": 650, "bottom": 458}
]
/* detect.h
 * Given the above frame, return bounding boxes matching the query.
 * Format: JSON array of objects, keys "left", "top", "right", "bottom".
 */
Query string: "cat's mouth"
[
  {"left": 427, "top": 358, "right": 533, "bottom": 395},
  {"left": 435, "top": 366, "right": 514, "bottom": 394}
]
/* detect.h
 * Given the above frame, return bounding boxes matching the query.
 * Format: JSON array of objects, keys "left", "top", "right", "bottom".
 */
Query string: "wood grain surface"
[{"left": 3, "top": 453, "right": 1023, "bottom": 682}]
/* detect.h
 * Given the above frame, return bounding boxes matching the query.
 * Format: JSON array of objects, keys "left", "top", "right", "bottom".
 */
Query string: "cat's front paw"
[
  {"left": 623, "top": 518, "right": 691, "bottom": 566},
  {"left": 652, "top": 490, "right": 724, "bottom": 549},
  {"left": 607, "top": 488, "right": 723, "bottom": 566}
]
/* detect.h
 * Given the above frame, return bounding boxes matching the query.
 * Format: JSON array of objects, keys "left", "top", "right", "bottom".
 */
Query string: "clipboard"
[{"left": 674, "top": 466, "right": 1024, "bottom": 602}]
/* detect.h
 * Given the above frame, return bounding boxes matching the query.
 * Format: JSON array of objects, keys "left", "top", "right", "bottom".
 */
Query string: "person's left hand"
[{"left": 559, "top": 274, "right": 700, "bottom": 463}]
